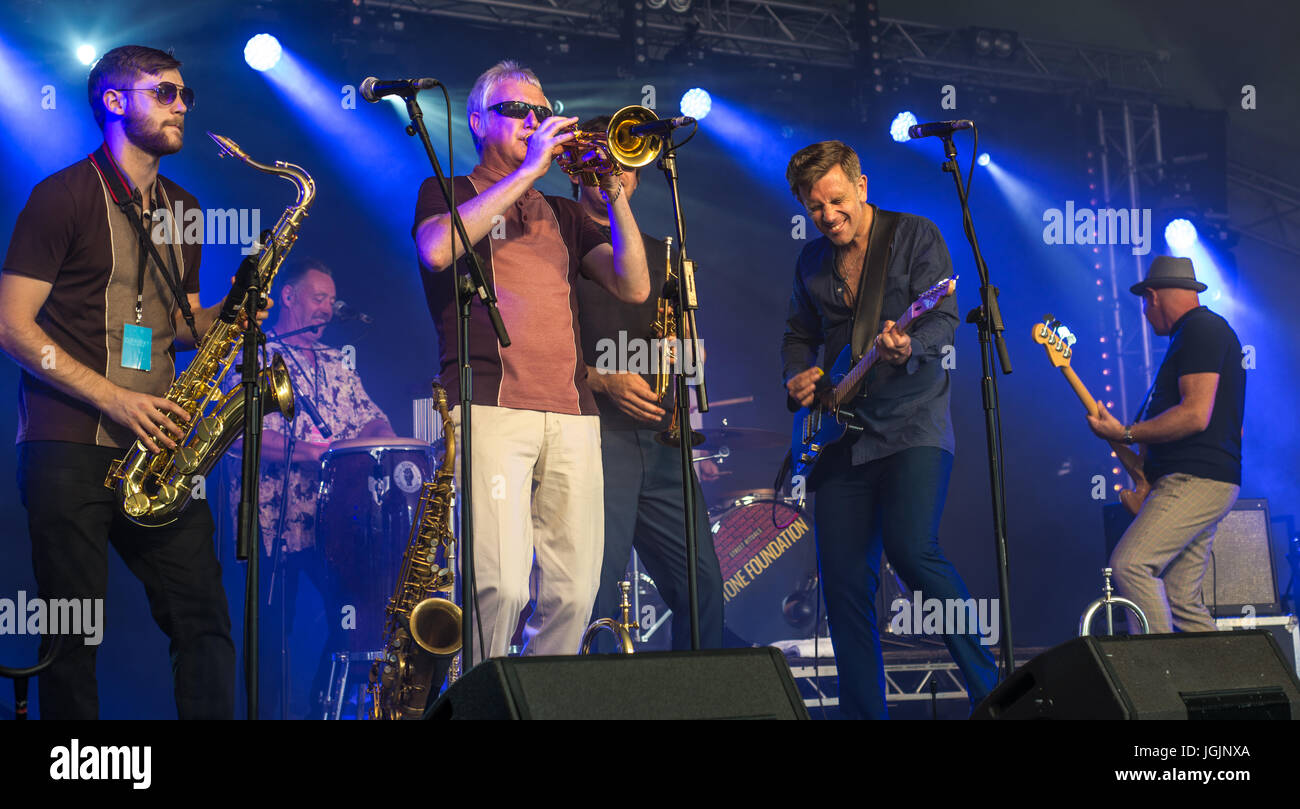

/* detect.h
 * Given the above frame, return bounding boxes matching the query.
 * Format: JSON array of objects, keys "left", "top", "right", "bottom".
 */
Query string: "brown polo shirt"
[
  {"left": 412, "top": 164, "right": 609, "bottom": 415},
  {"left": 2, "top": 146, "right": 202, "bottom": 447}
]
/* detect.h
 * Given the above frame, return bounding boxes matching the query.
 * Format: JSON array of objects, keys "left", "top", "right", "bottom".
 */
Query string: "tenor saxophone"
[
  {"left": 104, "top": 133, "right": 313, "bottom": 526},
  {"left": 369, "top": 382, "right": 462, "bottom": 720}
]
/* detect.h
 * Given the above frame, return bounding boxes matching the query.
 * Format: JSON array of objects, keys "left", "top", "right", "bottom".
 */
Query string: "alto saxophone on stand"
[
  {"left": 369, "top": 383, "right": 463, "bottom": 719},
  {"left": 104, "top": 133, "right": 313, "bottom": 525}
]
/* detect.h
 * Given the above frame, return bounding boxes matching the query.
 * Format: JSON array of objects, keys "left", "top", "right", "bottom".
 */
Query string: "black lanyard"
[{"left": 89, "top": 144, "right": 200, "bottom": 345}]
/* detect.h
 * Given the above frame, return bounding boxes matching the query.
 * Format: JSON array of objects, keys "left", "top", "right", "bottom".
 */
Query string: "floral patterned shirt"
[{"left": 223, "top": 338, "right": 390, "bottom": 555}]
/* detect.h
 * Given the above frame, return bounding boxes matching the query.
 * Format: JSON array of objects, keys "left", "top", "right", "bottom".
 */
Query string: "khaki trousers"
[
  {"left": 452, "top": 405, "right": 604, "bottom": 663},
  {"left": 1111, "top": 472, "right": 1240, "bottom": 634}
]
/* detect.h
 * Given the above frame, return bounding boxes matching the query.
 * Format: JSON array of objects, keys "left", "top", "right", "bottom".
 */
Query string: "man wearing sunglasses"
[
  {"left": 413, "top": 61, "right": 649, "bottom": 664},
  {"left": 0, "top": 45, "right": 240, "bottom": 718}
]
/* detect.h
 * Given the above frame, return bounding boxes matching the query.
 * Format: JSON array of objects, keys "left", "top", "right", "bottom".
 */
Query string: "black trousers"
[
  {"left": 18, "top": 441, "right": 235, "bottom": 719},
  {"left": 591, "top": 427, "right": 724, "bottom": 651}
]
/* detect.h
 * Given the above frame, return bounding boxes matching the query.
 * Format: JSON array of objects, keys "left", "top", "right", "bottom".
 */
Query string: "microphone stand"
[
  {"left": 657, "top": 143, "right": 707, "bottom": 651},
  {"left": 233, "top": 248, "right": 266, "bottom": 720},
  {"left": 397, "top": 87, "right": 510, "bottom": 676},
  {"left": 933, "top": 131, "right": 1016, "bottom": 679}
]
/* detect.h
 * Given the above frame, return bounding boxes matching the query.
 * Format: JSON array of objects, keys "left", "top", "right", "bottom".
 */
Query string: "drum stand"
[{"left": 322, "top": 650, "right": 385, "bottom": 720}]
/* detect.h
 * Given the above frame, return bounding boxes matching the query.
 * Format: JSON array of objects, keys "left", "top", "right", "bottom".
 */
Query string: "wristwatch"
[{"left": 1123, "top": 424, "right": 1135, "bottom": 444}]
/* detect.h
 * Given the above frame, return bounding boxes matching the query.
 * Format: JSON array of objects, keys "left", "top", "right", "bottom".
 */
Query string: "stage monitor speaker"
[
  {"left": 425, "top": 647, "right": 809, "bottom": 720},
  {"left": 972, "top": 630, "right": 1300, "bottom": 720},
  {"left": 1103, "top": 498, "right": 1279, "bottom": 617}
]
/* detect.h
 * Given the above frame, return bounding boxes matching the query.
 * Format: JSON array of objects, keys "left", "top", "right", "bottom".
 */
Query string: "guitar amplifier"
[{"left": 1103, "top": 498, "right": 1280, "bottom": 617}]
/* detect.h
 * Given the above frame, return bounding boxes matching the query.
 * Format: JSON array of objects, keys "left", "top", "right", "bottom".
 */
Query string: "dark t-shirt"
[
  {"left": 576, "top": 229, "right": 672, "bottom": 432},
  {"left": 1143, "top": 306, "right": 1244, "bottom": 486},
  {"left": 2, "top": 149, "right": 202, "bottom": 447}
]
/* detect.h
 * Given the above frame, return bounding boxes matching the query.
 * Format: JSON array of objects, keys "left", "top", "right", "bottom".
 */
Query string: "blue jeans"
[{"left": 813, "top": 445, "right": 996, "bottom": 719}]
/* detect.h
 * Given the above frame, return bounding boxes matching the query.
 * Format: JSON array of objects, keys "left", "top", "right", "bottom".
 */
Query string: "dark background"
[{"left": 0, "top": 0, "right": 1295, "bottom": 718}]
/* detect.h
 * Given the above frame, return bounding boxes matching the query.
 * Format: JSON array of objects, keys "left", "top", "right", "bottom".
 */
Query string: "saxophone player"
[
  {"left": 0, "top": 46, "right": 262, "bottom": 719},
  {"left": 412, "top": 61, "right": 649, "bottom": 662}
]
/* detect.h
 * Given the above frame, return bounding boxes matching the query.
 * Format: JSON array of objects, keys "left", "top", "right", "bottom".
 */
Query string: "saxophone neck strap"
[{"left": 89, "top": 143, "right": 201, "bottom": 346}]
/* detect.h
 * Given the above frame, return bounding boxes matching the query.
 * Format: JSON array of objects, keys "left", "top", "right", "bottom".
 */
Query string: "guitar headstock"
[
  {"left": 1031, "top": 314, "right": 1077, "bottom": 369},
  {"left": 910, "top": 276, "right": 957, "bottom": 318}
]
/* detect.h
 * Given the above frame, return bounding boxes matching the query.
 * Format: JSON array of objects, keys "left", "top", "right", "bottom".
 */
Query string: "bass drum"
[
  {"left": 710, "top": 490, "right": 822, "bottom": 646},
  {"left": 316, "top": 437, "right": 437, "bottom": 652}
]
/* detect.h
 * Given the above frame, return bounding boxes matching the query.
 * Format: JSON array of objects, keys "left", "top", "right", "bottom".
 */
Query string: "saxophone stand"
[
  {"left": 1079, "top": 568, "right": 1150, "bottom": 635},
  {"left": 396, "top": 87, "right": 511, "bottom": 673},
  {"left": 927, "top": 129, "right": 1017, "bottom": 678},
  {"left": 656, "top": 138, "right": 707, "bottom": 651},
  {"left": 233, "top": 247, "right": 268, "bottom": 720}
]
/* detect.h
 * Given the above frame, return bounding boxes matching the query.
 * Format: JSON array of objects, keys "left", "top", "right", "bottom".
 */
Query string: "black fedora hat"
[{"left": 1129, "top": 255, "right": 1208, "bottom": 295}]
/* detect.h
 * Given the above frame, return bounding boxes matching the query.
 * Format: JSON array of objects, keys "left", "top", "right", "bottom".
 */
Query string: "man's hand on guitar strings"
[
  {"left": 875, "top": 320, "right": 912, "bottom": 366},
  {"left": 1086, "top": 402, "right": 1127, "bottom": 442},
  {"left": 786, "top": 366, "right": 823, "bottom": 408}
]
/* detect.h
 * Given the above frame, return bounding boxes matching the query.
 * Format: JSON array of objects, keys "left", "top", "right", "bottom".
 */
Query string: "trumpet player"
[
  {"left": 569, "top": 117, "right": 724, "bottom": 651},
  {"left": 0, "top": 46, "right": 255, "bottom": 718},
  {"left": 412, "top": 61, "right": 649, "bottom": 662}
]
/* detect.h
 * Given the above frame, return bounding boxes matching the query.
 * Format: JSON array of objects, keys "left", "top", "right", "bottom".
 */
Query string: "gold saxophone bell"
[{"left": 556, "top": 105, "right": 663, "bottom": 186}]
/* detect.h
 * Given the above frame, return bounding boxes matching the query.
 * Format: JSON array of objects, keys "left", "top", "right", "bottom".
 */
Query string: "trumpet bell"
[{"left": 558, "top": 105, "right": 663, "bottom": 185}]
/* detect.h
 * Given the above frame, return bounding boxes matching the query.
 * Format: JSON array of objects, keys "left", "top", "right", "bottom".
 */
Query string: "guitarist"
[
  {"left": 1086, "top": 256, "right": 1245, "bottom": 633},
  {"left": 781, "top": 141, "right": 997, "bottom": 719}
]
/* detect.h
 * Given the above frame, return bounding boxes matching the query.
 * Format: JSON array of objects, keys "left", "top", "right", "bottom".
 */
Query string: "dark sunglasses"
[
  {"left": 487, "top": 100, "right": 551, "bottom": 121},
  {"left": 112, "top": 82, "right": 195, "bottom": 110}
]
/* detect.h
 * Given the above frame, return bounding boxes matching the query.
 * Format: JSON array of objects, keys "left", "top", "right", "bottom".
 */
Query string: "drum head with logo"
[{"left": 711, "top": 492, "right": 822, "bottom": 646}]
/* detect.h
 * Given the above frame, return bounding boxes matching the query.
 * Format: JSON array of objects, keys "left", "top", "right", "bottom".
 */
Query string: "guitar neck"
[
  {"left": 830, "top": 304, "right": 923, "bottom": 408},
  {"left": 1059, "top": 365, "right": 1100, "bottom": 418}
]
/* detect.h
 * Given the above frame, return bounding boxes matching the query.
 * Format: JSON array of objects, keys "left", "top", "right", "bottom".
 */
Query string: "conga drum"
[{"left": 316, "top": 437, "right": 437, "bottom": 652}]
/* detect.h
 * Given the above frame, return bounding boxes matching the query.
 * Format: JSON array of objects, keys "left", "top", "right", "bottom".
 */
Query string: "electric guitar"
[
  {"left": 1031, "top": 315, "right": 1150, "bottom": 515},
  {"left": 787, "top": 277, "right": 957, "bottom": 490}
]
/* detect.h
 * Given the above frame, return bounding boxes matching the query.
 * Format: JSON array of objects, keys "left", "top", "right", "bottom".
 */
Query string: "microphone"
[
  {"left": 295, "top": 391, "right": 333, "bottom": 440},
  {"left": 359, "top": 76, "right": 439, "bottom": 103},
  {"left": 627, "top": 115, "right": 696, "bottom": 137},
  {"left": 333, "top": 300, "right": 373, "bottom": 324},
  {"left": 907, "top": 119, "right": 974, "bottom": 139}
]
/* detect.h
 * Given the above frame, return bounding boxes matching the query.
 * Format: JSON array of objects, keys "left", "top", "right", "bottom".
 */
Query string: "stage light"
[
  {"left": 244, "top": 34, "right": 282, "bottom": 72},
  {"left": 680, "top": 88, "right": 711, "bottom": 120},
  {"left": 977, "top": 152, "right": 990, "bottom": 167},
  {"left": 1165, "top": 218, "right": 1198, "bottom": 251},
  {"left": 890, "top": 111, "right": 917, "bottom": 143},
  {"left": 76, "top": 44, "right": 96, "bottom": 66}
]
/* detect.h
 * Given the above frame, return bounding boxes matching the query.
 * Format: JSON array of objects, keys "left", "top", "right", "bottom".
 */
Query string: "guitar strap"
[{"left": 848, "top": 206, "right": 900, "bottom": 364}]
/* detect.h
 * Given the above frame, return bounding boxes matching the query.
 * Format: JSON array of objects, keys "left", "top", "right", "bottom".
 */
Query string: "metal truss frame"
[
  {"left": 1227, "top": 161, "right": 1300, "bottom": 258},
  {"left": 350, "top": 0, "right": 1169, "bottom": 98}
]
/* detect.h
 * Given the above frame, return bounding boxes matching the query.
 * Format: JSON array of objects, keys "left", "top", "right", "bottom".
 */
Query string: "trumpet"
[{"left": 555, "top": 105, "right": 662, "bottom": 186}]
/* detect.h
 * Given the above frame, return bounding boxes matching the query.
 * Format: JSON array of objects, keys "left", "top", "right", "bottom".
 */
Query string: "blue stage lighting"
[
  {"left": 680, "top": 88, "right": 711, "bottom": 120},
  {"left": 890, "top": 111, "right": 917, "bottom": 143},
  {"left": 977, "top": 152, "right": 990, "bottom": 167},
  {"left": 244, "top": 34, "right": 282, "bottom": 72},
  {"left": 1165, "top": 218, "right": 1198, "bottom": 252},
  {"left": 76, "top": 44, "right": 96, "bottom": 66}
]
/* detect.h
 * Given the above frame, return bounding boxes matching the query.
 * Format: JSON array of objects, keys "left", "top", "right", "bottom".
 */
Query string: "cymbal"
[{"left": 695, "top": 427, "right": 786, "bottom": 452}]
